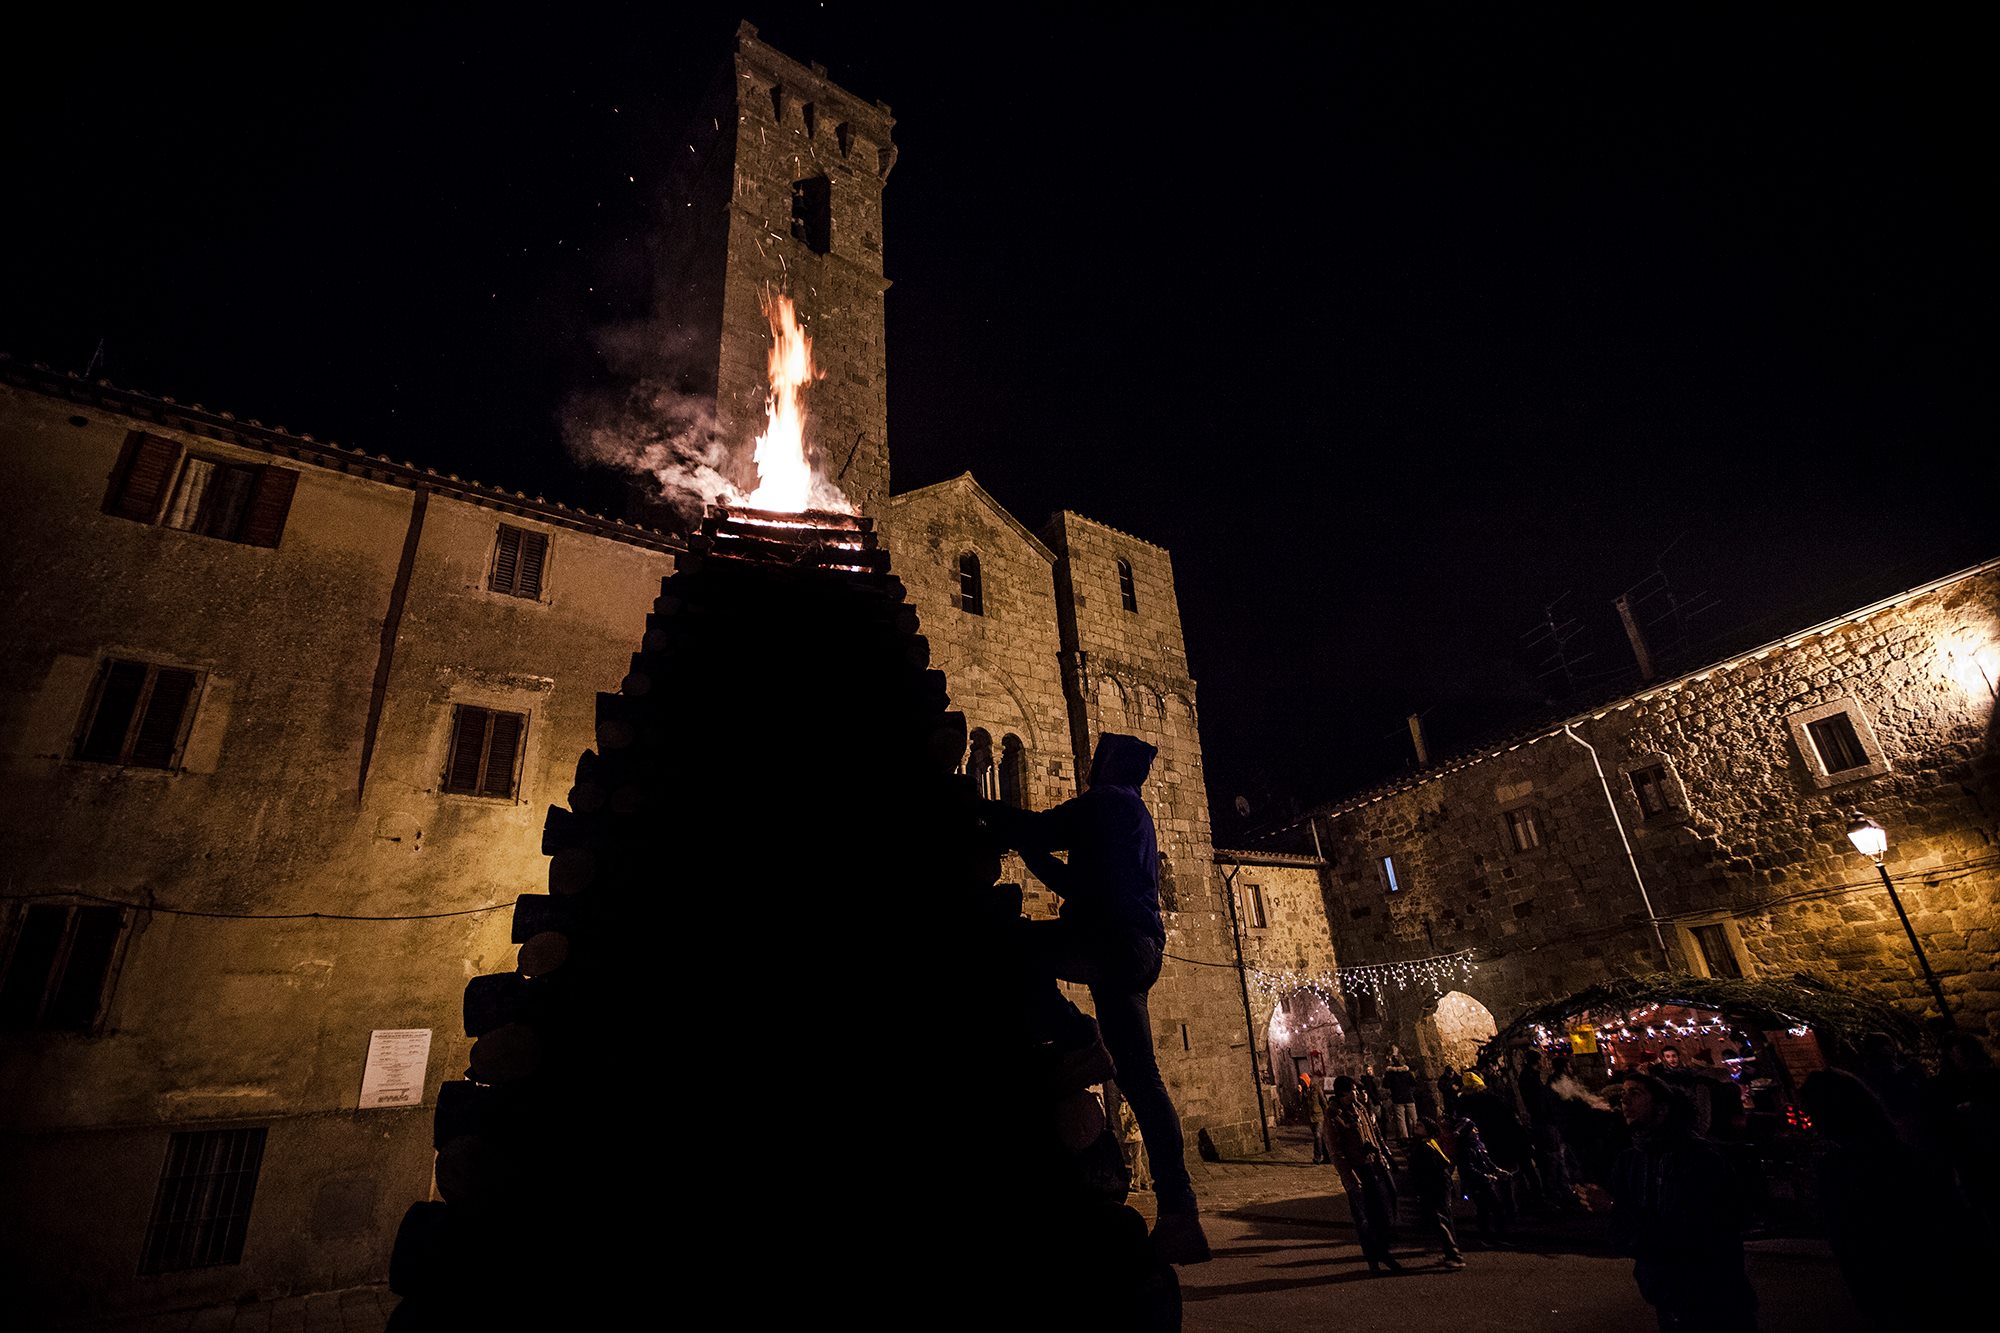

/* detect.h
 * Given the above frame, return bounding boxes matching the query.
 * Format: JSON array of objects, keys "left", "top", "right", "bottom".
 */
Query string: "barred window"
[
  {"left": 1630, "top": 763, "right": 1672, "bottom": 816},
  {"left": 139, "top": 1128, "right": 267, "bottom": 1273},
  {"left": 444, "top": 706, "right": 527, "bottom": 799}
]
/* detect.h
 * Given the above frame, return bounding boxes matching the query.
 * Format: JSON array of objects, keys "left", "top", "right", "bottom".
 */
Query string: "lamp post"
[{"left": 1844, "top": 811, "right": 1956, "bottom": 1031}]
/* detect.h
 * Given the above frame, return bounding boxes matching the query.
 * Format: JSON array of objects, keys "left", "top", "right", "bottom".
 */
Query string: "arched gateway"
[{"left": 1418, "top": 989, "right": 1498, "bottom": 1073}]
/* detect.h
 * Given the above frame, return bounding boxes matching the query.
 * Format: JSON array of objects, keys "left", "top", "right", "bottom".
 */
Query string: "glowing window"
[{"left": 1381, "top": 855, "right": 1402, "bottom": 893}]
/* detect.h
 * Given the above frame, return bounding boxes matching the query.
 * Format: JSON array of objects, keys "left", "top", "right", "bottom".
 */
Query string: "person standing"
[
  {"left": 1302, "top": 1073, "right": 1329, "bottom": 1163},
  {"left": 1409, "top": 1118, "right": 1468, "bottom": 1270},
  {"left": 1327, "top": 1075, "right": 1404, "bottom": 1274},
  {"left": 1437, "top": 1066, "right": 1462, "bottom": 1122},
  {"left": 1384, "top": 1046, "right": 1420, "bottom": 1143},
  {"left": 984, "top": 732, "right": 1210, "bottom": 1264},
  {"left": 1598, "top": 1072, "right": 1758, "bottom": 1332}
]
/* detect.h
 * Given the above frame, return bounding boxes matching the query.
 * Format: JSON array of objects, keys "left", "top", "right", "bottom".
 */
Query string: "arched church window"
[
  {"left": 967, "top": 728, "right": 997, "bottom": 799},
  {"left": 1000, "top": 734, "right": 1028, "bottom": 809},
  {"left": 958, "top": 552, "right": 983, "bottom": 616},
  {"left": 1117, "top": 558, "right": 1137, "bottom": 613}
]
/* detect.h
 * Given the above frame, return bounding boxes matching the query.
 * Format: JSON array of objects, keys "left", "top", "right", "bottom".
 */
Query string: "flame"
[{"left": 744, "top": 291, "right": 853, "bottom": 514}]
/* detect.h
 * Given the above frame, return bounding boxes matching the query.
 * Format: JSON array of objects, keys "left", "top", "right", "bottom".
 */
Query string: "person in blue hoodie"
[{"left": 984, "top": 731, "right": 1211, "bottom": 1265}]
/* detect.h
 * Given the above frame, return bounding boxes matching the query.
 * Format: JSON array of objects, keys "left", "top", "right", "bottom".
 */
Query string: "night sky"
[{"left": 5, "top": 5, "right": 1990, "bottom": 836}]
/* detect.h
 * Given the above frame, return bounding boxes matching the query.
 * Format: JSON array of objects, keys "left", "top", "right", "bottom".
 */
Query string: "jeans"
[{"left": 1023, "top": 919, "right": 1195, "bottom": 1215}]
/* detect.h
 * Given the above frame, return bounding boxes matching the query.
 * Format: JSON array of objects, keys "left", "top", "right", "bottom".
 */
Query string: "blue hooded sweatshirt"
[{"left": 1006, "top": 732, "right": 1164, "bottom": 946}]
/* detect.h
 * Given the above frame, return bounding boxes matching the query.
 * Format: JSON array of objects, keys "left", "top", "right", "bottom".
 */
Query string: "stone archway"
[
  {"left": 1420, "top": 990, "right": 1498, "bottom": 1073},
  {"left": 1266, "top": 990, "right": 1343, "bottom": 1117}
]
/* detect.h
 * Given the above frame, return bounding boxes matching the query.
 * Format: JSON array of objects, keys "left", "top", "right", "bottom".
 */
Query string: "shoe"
[
  {"left": 1380, "top": 1258, "right": 1406, "bottom": 1273},
  {"left": 1150, "top": 1210, "right": 1212, "bottom": 1265},
  {"left": 1443, "top": 1257, "right": 1468, "bottom": 1270}
]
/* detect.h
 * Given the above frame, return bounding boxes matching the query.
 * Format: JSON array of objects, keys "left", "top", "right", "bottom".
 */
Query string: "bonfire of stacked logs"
[{"left": 385, "top": 505, "right": 1178, "bottom": 1329}]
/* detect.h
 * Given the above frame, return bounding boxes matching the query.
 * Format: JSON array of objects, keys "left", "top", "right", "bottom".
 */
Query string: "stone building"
[
  {"left": 0, "top": 25, "right": 1258, "bottom": 1320},
  {"left": 1288, "top": 561, "right": 2000, "bottom": 1071},
  {"left": 1213, "top": 851, "right": 1340, "bottom": 1129}
]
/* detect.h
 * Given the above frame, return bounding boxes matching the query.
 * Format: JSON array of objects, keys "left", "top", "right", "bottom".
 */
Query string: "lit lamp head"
[{"left": 1845, "top": 811, "right": 1888, "bottom": 864}]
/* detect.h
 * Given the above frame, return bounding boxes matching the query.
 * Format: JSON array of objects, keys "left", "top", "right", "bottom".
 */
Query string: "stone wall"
[
  {"left": 1315, "top": 564, "right": 2000, "bottom": 1057},
  {"left": 694, "top": 23, "right": 896, "bottom": 514},
  {"left": 880, "top": 475, "right": 1074, "bottom": 917},
  {"left": 1044, "top": 511, "right": 1265, "bottom": 1156},
  {"left": 1221, "top": 858, "right": 1341, "bottom": 1124}
]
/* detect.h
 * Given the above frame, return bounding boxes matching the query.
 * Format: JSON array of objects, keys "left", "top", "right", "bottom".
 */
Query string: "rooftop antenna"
[
  {"left": 1521, "top": 590, "right": 1592, "bottom": 691},
  {"left": 83, "top": 337, "right": 106, "bottom": 379}
]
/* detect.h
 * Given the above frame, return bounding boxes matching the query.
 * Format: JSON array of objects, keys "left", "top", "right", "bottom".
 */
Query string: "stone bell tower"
[{"left": 672, "top": 22, "right": 897, "bottom": 514}]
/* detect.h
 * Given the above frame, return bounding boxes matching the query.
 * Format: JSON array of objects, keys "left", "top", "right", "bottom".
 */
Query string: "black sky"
[{"left": 4, "top": 4, "right": 1991, "bottom": 836}]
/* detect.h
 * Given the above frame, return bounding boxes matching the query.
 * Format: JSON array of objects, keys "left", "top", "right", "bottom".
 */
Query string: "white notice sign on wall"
[{"left": 359, "top": 1028, "right": 432, "bottom": 1109}]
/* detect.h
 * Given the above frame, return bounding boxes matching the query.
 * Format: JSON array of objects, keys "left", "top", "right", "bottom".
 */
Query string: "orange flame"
[{"left": 744, "top": 291, "right": 851, "bottom": 514}]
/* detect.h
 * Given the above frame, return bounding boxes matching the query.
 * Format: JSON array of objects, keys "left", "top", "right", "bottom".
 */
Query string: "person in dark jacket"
[
  {"left": 985, "top": 732, "right": 1209, "bottom": 1265},
  {"left": 1327, "top": 1075, "right": 1403, "bottom": 1274},
  {"left": 1604, "top": 1072, "right": 1757, "bottom": 1332},
  {"left": 1800, "top": 1068, "right": 1983, "bottom": 1328}
]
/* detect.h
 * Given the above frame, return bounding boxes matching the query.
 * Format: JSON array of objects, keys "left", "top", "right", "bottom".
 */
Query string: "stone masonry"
[
  {"left": 677, "top": 23, "right": 895, "bottom": 514},
  {"left": 1306, "top": 563, "right": 2000, "bottom": 1059}
]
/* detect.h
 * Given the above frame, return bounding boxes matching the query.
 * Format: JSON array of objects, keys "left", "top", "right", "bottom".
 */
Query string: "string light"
[{"left": 1250, "top": 948, "right": 1477, "bottom": 1003}]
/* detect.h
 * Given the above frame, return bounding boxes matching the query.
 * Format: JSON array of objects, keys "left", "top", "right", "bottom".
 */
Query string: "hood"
[{"left": 1088, "top": 732, "right": 1157, "bottom": 790}]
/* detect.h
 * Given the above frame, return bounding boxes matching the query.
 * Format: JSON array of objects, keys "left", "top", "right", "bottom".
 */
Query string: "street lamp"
[{"left": 1844, "top": 811, "right": 1956, "bottom": 1030}]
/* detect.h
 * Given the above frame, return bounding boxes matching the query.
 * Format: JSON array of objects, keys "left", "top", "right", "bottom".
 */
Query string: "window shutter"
[
  {"left": 103, "top": 433, "right": 184, "bottom": 522},
  {"left": 481, "top": 712, "right": 523, "bottom": 798},
  {"left": 238, "top": 467, "right": 299, "bottom": 548},
  {"left": 517, "top": 531, "right": 548, "bottom": 599},
  {"left": 78, "top": 660, "right": 149, "bottom": 762},
  {"left": 129, "top": 669, "right": 198, "bottom": 769},
  {"left": 492, "top": 527, "right": 522, "bottom": 594},
  {"left": 446, "top": 707, "right": 489, "bottom": 793}
]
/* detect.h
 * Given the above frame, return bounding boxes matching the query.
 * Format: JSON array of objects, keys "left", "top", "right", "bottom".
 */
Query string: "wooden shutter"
[
  {"left": 446, "top": 707, "right": 489, "bottom": 793},
  {"left": 103, "top": 433, "right": 184, "bottom": 522},
  {"left": 129, "top": 669, "right": 198, "bottom": 769},
  {"left": 492, "top": 527, "right": 521, "bottom": 594},
  {"left": 481, "top": 711, "right": 524, "bottom": 798},
  {"left": 517, "top": 531, "right": 548, "bottom": 599},
  {"left": 238, "top": 467, "right": 299, "bottom": 548}
]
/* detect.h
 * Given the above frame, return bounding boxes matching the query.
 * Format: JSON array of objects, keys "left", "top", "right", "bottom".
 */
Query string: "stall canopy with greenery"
[{"left": 1488, "top": 971, "right": 1923, "bottom": 1063}]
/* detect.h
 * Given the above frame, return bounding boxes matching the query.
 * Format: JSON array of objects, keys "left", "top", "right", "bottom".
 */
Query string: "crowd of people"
[{"left": 1288, "top": 1026, "right": 2000, "bottom": 1328}]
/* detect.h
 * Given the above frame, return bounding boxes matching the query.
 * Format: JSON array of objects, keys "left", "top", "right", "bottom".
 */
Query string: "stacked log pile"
[{"left": 387, "top": 507, "right": 1178, "bottom": 1329}]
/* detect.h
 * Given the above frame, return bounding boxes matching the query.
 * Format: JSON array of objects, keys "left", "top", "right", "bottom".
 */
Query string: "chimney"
[
  {"left": 1615, "top": 594, "right": 1657, "bottom": 682},
  {"left": 1407, "top": 713, "right": 1430, "bottom": 766}
]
